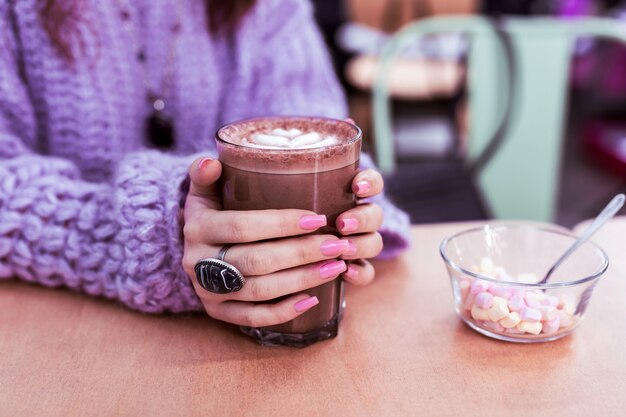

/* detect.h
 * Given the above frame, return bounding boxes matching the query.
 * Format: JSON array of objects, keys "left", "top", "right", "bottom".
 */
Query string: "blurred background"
[{"left": 310, "top": 0, "right": 626, "bottom": 227}]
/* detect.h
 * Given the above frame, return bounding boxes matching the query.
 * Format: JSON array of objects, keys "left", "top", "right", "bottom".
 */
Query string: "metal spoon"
[{"left": 539, "top": 193, "right": 625, "bottom": 285}]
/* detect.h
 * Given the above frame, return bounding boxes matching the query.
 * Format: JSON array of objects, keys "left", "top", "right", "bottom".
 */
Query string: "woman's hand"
[
  {"left": 182, "top": 157, "right": 384, "bottom": 328},
  {"left": 336, "top": 169, "right": 384, "bottom": 286}
]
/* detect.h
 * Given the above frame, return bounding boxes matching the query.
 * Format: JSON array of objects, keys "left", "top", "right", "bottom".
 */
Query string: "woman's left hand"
[{"left": 336, "top": 169, "right": 385, "bottom": 286}]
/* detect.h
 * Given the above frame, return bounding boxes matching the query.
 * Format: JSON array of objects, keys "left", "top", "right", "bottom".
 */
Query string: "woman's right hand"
[{"left": 181, "top": 156, "right": 381, "bottom": 328}]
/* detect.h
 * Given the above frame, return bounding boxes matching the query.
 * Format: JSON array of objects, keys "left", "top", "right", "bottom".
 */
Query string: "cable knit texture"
[{"left": 0, "top": 0, "right": 410, "bottom": 313}]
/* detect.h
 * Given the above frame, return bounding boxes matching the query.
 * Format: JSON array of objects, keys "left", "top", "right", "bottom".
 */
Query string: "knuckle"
[
  {"left": 240, "top": 251, "right": 271, "bottom": 275},
  {"left": 182, "top": 221, "right": 199, "bottom": 242},
  {"left": 224, "top": 216, "right": 249, "bottom": 242},
  {"left": 182, "top": 252, "right": 196, "bottom": 275}
]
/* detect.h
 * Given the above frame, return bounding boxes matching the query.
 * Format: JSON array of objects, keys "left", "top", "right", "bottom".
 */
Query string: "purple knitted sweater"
[{"left": 0, "top": 0, "right": 410, "bottom": 313}]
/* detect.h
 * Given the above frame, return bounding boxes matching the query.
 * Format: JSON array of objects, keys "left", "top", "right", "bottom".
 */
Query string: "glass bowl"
[{"left": 439, "top": 224, "right": 609, "bottom": 343}]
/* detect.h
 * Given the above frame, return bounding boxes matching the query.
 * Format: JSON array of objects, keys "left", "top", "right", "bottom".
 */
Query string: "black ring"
[{"left": 194, "top": 254, "right": 245, "bottom": 294}]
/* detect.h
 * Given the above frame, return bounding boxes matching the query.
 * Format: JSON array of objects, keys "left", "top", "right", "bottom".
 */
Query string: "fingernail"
[
  {"left": 197, "top": 157, "right": 213, "bottom": 172},
  {"left": 319, "top": 260, "right": 347, "bottom": 280},
  {"left": 344, "top": 240, "right": 357, "bottom": 256},
  {"left": 344, "top": 264, "right": 359, "bottom": 281},
  {"left": 299, "top": 215, "right": 327, "bottom": 230},
  {"left": 294, "top": 296, "right": 319, "bottom": 313},
  {"left": 321, "top": 239, "right": 350, "bottom": 256},
  {"left": 339, "top": 218, "right": 358, "bottom": 232},
  {"left": 354, "top": 180, "right": 370, "bottom": 194}
]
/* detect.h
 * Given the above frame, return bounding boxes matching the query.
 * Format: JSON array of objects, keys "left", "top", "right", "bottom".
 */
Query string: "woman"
[{"left": 0, "top": 0, "right": 410, "bottom": 327}]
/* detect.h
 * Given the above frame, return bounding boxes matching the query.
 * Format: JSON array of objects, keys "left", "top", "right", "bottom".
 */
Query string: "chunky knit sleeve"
[
  {"left": 223, "top": 0, "right": 411, "bottom": 258},
  {"left": 0, "top": 5, "right": 202, "bottom": 313}
]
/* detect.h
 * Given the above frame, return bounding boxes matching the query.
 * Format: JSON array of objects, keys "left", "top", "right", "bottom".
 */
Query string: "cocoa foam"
[{"left": 216, "top": 117, "right": 361, "bottom": 174}]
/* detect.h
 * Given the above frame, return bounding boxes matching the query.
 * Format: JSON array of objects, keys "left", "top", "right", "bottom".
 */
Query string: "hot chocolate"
[{"left": 216, "top": 117, "right": 361, "bottom": 347}]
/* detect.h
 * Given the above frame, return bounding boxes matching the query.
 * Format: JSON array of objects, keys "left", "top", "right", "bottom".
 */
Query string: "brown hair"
[{"left": 39, "top": 0, "right": 257, "bottom": 62}]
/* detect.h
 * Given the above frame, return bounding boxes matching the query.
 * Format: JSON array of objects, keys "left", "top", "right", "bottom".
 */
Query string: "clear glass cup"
[
  {"left": 216, "top": 116, "right": 362, "bottom": 347},
  {"left": 439, "top": 224, "right": 609, "bottom": 343}
]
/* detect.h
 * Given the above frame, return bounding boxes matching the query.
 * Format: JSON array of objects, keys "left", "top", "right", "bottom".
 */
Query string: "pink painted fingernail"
[
  {"left": 339, "top": 218, "right": 358, "bottom": 232},
  {"left": 344, "top": 240, "right": 357, "bottom": 256},
  {"left": 344, "top": 264, "right": 359, "bottom": 281},
  {"left": 354, "top": 180, "right": 370, "bottom": 194},
  {"left": 299, "top": 215, "right": 327, "bottom": 230},
  {"left": 320, "top": 239, "right": 350, "bottom": 256},
  {"left": 197, "top": 157, "right": 213, "bottom": 171},
  {"left": 319, "top": 260, "right": 347, "bottom": 280},
  {"left": 294, "top": 296, "right": 319, "bottom": 313}
]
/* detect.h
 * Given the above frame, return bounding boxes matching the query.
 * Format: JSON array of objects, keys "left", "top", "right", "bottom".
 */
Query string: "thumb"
[{"left": 188, "top": 156, "right": 222, "bottom": 200}]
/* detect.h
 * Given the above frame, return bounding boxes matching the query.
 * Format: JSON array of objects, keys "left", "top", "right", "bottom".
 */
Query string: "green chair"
[{"left": 374, "top": 16, "right": 626, "bottom": 221}]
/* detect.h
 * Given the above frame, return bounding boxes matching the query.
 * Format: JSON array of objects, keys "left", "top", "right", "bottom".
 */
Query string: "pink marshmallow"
[
  {"left": 541, "top": 295, "right": 559, "bottom": 307},
  {"left": 490, "top": 285, "right": 514, "bottom": 299},
  {"left": 470, "top": 280, "right": 490, "bottom": 295},
  {"left": 482, "top": 320, "right": 505, "bottom": 332},
  {"left": 520, "top": 307, "right": 542, "bottom": 322},
  {"left": 539, "top": 305, "right": 557, "bottom": 321},
  {"left": 524, "top": 292, "right": 545, "bottom": 309},
  {"left": 504, "top": 327, "right": 525, "bottom": 334},
  {"left": 511, "top": 288, "right": 526, "bottom": 298},
  {"left": 475, "top": 292, "right": 494, "bottom": 309},
  {"left": 508, "top": 295, "right": 526, "bottom": 312},
  {"left": 542, "top": 316, "right": 561, "bottom": 335}
]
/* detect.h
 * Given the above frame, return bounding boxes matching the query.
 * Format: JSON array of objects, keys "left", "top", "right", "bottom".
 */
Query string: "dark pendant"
[{"left": 146, "top": 111, "right": 175, "bottom": 149}]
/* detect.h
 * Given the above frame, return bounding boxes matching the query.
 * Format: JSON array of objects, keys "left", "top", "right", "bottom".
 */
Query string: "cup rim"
[
  {"left": 439, "top": 224, "right": 609, "bottom": 288},
  {"left": 215, "top": 116, "right": 362, "bottom": 151}
]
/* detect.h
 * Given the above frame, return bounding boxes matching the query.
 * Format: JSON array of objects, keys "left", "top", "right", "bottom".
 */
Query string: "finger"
[
  {"left": 352, "top": 169, "right": 384, "bottom": 198},
  {"left": 336, "top": 203, "right": 383, "bottom": 236},
  {"left": 191, "top": 209, "right": 327, "bottom": 244},
  {"left": 229, "top": 260, "right": 346, "bottom": 302},
  {"left": 342, "top": 259, "right": 375, "bottom": 287},
  {"left": 217, "top": 234, "right": 351, "bottom": 276},
  {"left": 188, "top": 156, "right": 222, "bottom": 200},
  {"left": 339, "top": 232, "right": 383, "bottom": 261},
  {"left": 206, "top": 294, "right": 320, "bottom": 327}
]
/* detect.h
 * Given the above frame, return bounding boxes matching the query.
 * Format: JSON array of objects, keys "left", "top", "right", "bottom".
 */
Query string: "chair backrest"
[{"left": 374, "top": 15, "right": 626, "bottom": 221}]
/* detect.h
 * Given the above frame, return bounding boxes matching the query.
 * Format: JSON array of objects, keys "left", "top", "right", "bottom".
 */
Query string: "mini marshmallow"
[
  {"left": 508, "top": 295, "right": 526, "bottom": 312},
  {"left": 505, "top": 327, "right": 525, "bottom": 334},
  {"left": 517, "top": 320, "right": 543, "bottom": 335},
  {"left": 499, "top": 312, "right": 521, "bottom": 329},
  {"left": 487, "top": 297, "right": 510, "bottom": 322},
  {"left": 470, "top": 280, "right": 490, "bottom": 295},
  {"left": 558, "top": 294, "right": 576, "bottom": 315},
  {"left": 553, "top": 309, "right": 574, "bottom": 328},
  {"left": 539, "top": 305, "right": 557, "bottom": 321},
  {"left": 475, "top": 292, "right": 494, "bottom": 309},
  {"left": 520, "top": 307, "right": 542, "bottom": 322},
  {"left": 482, "top": 320, "right": 505, "bottom": 332},
  {"left": 471, "top": 305, "right": 491, "bottom": 321},
  {"left": 542, "top": 295, "right": 559, "bottom": 307},
  {"left": 524, "top": 291, "right": 546, "bottom": 309},
  {"left": 490, "top": 285, "right": 513, "bottom": 299},
  {"left": 542, "top": 316, "right": 561, "bottom": 335},
  {"left": 462, "top": 291, "right": 477, "bottom": 312}
]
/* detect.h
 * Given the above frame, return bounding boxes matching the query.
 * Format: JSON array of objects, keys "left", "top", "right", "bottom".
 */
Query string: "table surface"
[{"left": 2, "top": 219, "right": 625, "bottom": 417}]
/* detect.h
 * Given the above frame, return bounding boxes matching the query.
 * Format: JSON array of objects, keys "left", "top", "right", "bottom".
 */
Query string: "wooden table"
[{"left": 2, "top": 220, "right": 625, "bottom": 416}]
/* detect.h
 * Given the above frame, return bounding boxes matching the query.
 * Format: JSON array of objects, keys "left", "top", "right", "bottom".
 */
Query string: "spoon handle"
[{"left": 539, "top": 193, "right": 625, "bottom": 284}]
